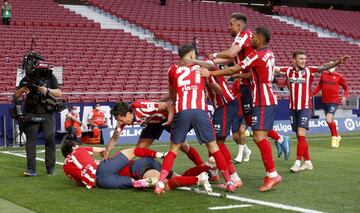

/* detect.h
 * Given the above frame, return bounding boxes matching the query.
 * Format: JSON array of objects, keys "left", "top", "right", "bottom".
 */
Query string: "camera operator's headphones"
[{"left": 21, "top": 51, "right": 46, "bottom": 75}]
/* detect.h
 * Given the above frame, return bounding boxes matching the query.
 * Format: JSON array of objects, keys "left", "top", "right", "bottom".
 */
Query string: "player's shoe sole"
[
  {"left": 259, "top": 175, "right": 282, "bottom": 192},
  {"left": 281, "top": 136, "right": 291, "bottom": 160},
  {"left": 197, "top": 172, "right": 212, "bottom": 193}
]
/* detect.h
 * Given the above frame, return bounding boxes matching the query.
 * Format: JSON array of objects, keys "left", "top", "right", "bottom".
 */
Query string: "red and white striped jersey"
[
  {"left": 168, "top": 64, "right": 207, "bottom": 113},
  {"left": 232, "top": 29, "right": 253, "bottom": 87},
  {"left": 207, "top": 75, "right": 235, "bottom": 109},
  {"left": 238, "top": 47, "right": 277, "bottom": 107},
  {"left": 63, "top": 146, "right": 97, "bottom": 189},
  {"left": 279, "top": 66, "right": 318, "bottom": 109},
  {"left": 131, "top": 101, "right": 168, "bottom": 124}
]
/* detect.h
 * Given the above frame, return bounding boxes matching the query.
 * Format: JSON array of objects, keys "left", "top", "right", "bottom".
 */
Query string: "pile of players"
[{"left": 62, "top": 12, "right": 350, "bottom": 193}]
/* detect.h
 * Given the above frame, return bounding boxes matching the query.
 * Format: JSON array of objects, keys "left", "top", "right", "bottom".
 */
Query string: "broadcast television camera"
[{"left": 11, "top": 40, "right": 66, "bottom": 124}]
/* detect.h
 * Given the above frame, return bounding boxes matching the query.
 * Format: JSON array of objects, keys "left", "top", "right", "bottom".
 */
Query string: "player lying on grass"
[
  {"left": 110, "top": 101, "right": 208, "bottom": 171},
  {"left": 274, "top": 51, "right": 350, "bottom": 172},
  {"left": 61, "top": 136, "right": 213, "bottom": 192}
]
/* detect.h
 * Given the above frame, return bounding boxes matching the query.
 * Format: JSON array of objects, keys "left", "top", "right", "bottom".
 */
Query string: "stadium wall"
[{"left": 1, "top": 99, "right": 360, "bottom": 146}]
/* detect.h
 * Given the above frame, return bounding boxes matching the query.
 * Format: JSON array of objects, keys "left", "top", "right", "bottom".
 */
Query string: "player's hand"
[
  {"left": 338, "top": 55, "right": 350, "bottom": 64},
  {"left": 341, "top": 97, "right": 346, "bottom": 105},
  {"left": 38, "top": 86, "right": 48, "bottom": 95},
  {"left": 199, "top": 67, "right": 210, "bottom": 77},
  {"left": 208, "top": 53, "right": 217, "bottom": 60}
]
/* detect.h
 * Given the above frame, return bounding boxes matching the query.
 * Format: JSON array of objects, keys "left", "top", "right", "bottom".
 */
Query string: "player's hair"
[
  {"left": 111, "top": 102, "right": 131, "bottom": 116},
  {"left": 231, "top": 13, "right": 247, "bottom": 23},
  {"left": 255, "top": 27, "right": 271, "bottom": 44},
  {"left": 178, "top": 44, "right": 194, "bottom": 58},
  {"left": 292, "top": 50, "right": 307, "bottom": 59},
  {"left": 61, "top": 139, "right": 76, "bottom": 157}
]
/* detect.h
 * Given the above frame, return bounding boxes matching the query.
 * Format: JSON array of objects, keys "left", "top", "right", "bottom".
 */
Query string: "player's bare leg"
[
  {"left": 234, "top": 124, "right": 251, "bottom": 163},
  {"left": 325, "top": 113, "right": 340, "bottom": 148},
  {"left": 253, "top": 130, "right": 282, "bottom": 192},
  {"left": 216, "top": 137, "right": 242, "bottom": 188},
  {"left": 291, "top": 128, "right": 313, "bottom": 173},
  {"left": 154, "top": 143, "right": 181, "bottom": 194},
  {"left": 206, "top": 140, "right": 235, "bottom": 192},
  {"left": 136, "top": 138, "right": 155, "bottom": 148}
]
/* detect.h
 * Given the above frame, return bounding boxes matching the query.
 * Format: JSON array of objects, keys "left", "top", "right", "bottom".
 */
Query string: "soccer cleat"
[
  {"left": 259, "top": 175, "right": 282, "bottom": 192},
  {"left": 225, "top": 181, "right": 236, "bottom": 193},
  {"left": 23, "top": 170, "right": 37, "bottom": 177},
  {"left": 281, "top": 136, "right": 291, "bottom": 160},
  {"left": 154, "top": 181, "right": 165, "bottom": 194},
  {"left": 207, "top": 156, "right": 220, "bottom": 182},
  {"left": 234, "top": 152, "right": 243, "bottom": 163},
  {"left": 336, "top": 136, "right": 342, "bottom": 148},
  {"left": 331, "top": 136, "right": 337, "bottom": 148},
  {"left": 243, "top": 148, "right": 252, "bottom": 162},
  {"left": 290, "top": 163, "right": 301, "bottom": 173},
  {"left": 299, "top": 162, "right": 313, "bottom": 171},
  {"left": 197, "top": 172, "right": 212, "bottom": 193},
  {"left": 274, "top": 141, "right": 283, "bottom": 158}
]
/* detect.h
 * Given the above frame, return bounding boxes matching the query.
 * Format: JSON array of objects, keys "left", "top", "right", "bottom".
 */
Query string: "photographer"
[{"left": 14, "top": 54, "right": 62, "bottom": 177}]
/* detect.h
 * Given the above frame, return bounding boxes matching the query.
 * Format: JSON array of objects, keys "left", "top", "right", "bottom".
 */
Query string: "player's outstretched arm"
[
  {"left": 182, "top": 57, "right": 216, "bottom": 71},
  {"left": 317, "top": 55, "right": 351, "bottom": 72},
  {"left": 102, "top": 125, "right": 122, "bottom": 159},
  {"left": 200, "top": 64, "right": 241, "bottom": 77},
  {"left": 209, "top": 45, "right": 241, "bottom": 60}
]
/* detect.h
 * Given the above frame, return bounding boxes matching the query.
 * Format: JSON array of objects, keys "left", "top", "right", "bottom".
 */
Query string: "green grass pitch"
[{"left": 0, "top": 133, "right": 359, "bottom": 213}]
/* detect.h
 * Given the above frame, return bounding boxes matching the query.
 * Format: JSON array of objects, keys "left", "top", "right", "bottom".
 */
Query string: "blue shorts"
[
  {"left": 322, "top": 103, "right": 338, "bottom": 115},
  {"left": 240, "top": 86, "right": 253, "bottom": 116},
  {"left": 170, "top": 109, "right": 216, "bottom": 144},
  {"left": 212, "top": 99, "right": 241, "bottom": 138},
  {"left": 232, "top": 114, "right": 245, "bottom": 133},
  {"left": 96, "top": 153, "right": 133, "bottom": 189},
  {"left": 251, "top": 106, "right": 276, "bottom": 131},
  {"left": 130, "top": 158, "right": 173, "bottom": 180},
  {"left": 139, "top": 123, "right": 170, "bottom": 140},
  {"left": 290, "top": 109, "right": 311, "bottom": 131}
]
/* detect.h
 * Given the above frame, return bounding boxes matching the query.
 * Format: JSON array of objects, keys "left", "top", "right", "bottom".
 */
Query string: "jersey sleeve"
[
  {"left": 339, "top": 75, "right": 350, "bottom": 97},
  {"left": 311, "top": 77, "right": 322, "bottom": 96},
  {"left": 238, "top": 51, "right": 259, "bottom": 71},
  {"left": 168, "top": 65, "right": 175, "bottom": 87},
  {"left": 278, "top": 67, "right": 289, "bottom": 74},
  {"left": 308, "top": 66, "right": 319, "bottom": 74},
  {"left": 232, "top": 32, "right": 249, "bottom": 49}
]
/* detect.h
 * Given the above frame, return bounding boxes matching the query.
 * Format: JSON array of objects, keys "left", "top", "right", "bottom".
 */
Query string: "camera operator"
[{"left": 14, "top": 57, "right": 62, "bottom": 177}]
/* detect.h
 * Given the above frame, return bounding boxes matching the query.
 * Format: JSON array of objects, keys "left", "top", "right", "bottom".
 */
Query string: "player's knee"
[{"left": 180, "top": 143, "right": 190, "bottom": 153}]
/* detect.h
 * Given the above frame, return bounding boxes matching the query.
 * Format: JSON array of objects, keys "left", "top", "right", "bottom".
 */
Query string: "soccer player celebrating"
[
  {"left": 110, "top": 101, "right": 205, "bottom": 167},
  {"left": 202, "top": 27, "right": 282, "bottom": 192},
  {"left": 311, "top": 61, "right": 349, "bottom": 148},
  {"left": 274, "top": 51, "right": 350, "bottom": 172},
  {"left": 154, "top": 44, "right": 236, "bottom": 194},
  {"left": 209, "top": 12, "right": 291, "bottom": 160}
]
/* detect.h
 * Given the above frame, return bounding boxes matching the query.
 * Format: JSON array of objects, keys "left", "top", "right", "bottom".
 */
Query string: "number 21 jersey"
[{"left": 168, "top": 64, "right": 207, "bottom": 113}]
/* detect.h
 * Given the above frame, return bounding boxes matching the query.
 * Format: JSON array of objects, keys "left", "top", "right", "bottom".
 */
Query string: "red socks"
[
  {"left": 255, "top": 139, "right": 276, "bottom": 173},
  {"left": 185, "top": 146, "right": 204, "bottom": 166},
  {"left": 267, "top": 130, "right": 281, "bottom": 141},
  {"left": 297, "top": 136, "right": 310, "bottom": 161},
  {"left": 158, "top": 151, "right": 177, "bottom": 182},
  {"left": 328, "top": 122, "right": 338, "bottom": 137},
  {"left": 217, "top": 143, "right": 236, "bottom": 175},
  {"left": 182, "top": 165, "right": 210, "bottom": 176},
  {"left": 167, "top": 176, "right": 198, "bottom": 190},
  {"left": 134, "top": 148, "right": 157, "bottom": 158},
  {"left": 212, "top": 150, "right": 231, "bottom": 182}
]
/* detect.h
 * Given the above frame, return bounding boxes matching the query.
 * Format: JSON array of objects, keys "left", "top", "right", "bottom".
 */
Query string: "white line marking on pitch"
[
  {"left": 208, "top": 204, "right": 252, "bottom": 210},
  {"left": 1, "top": 150, "right": 325, "bottom": 213}
]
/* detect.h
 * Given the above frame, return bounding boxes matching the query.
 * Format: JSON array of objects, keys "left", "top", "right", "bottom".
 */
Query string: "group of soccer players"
[{"left": 61, "top": 12, "right": 350, "bottom": 193}]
